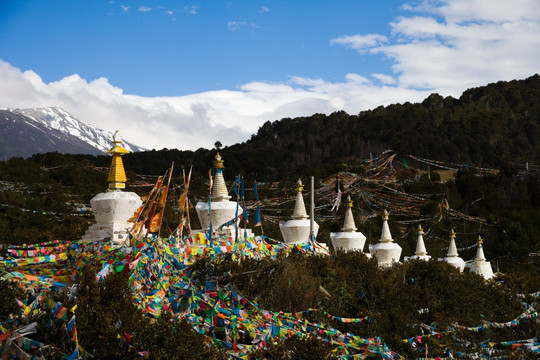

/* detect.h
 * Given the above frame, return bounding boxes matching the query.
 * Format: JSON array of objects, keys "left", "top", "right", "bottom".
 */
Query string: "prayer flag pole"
[{"left": 310, "top": 176, "right": 315, "bottom": 250}]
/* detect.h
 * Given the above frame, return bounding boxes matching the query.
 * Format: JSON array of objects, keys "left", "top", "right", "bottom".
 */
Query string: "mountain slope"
[
  {"left": 0, "top": 107, "right": 146, "bottom": 159},
  {"left": 119, "top": 74, "right": 540, "bottom": 180}
]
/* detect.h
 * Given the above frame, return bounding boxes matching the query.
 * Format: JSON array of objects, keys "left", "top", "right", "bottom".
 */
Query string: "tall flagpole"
[{"left": 310, "top": 176, "right": 315, "bottom": 249}]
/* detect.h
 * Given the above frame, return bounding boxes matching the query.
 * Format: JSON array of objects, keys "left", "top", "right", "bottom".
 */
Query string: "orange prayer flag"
[
  {"left": 149, "top": 212, "right": 163, "bottom": 233},
  {"left": 157, "top": 188, "right": 168, "bottom": 208}
]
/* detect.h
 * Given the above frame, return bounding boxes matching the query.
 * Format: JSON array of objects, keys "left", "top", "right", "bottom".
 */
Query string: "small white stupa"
[
  {"left": 369, "top": 210, "right": 402, "bottom": 266},
  {"left": 439, "top": 229, "right": 466, "bottom": 272},
  {"left": 195, "top": 153, "right": 252, "bottom": 239},
  {"left": 330, "top": 196, "right": 367, "bottom": 253},
  {"left": 279, "top": 179, "right": 319, "bottom": 244},
  {"left": 469, "top": 236, "right": 494, "bottom": 280},
  {"left": 405, "top": 225, "right": 431, "bottom": 261},
  {"left": 82, "top": 131, "right": 142, "bottom": 243}
]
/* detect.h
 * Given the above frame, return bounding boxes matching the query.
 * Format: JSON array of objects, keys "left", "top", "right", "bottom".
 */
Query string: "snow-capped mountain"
[
  {"left": 13, "top": 107, "right": 146, "bottom": 153},
  {"left": 0, "top": 107, "right": 146, "bottom": 159}
]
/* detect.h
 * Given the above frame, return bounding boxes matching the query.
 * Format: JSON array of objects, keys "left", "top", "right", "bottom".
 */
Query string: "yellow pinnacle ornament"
[
  {"left": 295, "top": 178, "right": 304, "bottom": 193},
  {"left": 214, "top": 153, "right": 224, "bottom": 169},
  {"left": 107, "top": 130, "right": 129, "bottom": 189}
]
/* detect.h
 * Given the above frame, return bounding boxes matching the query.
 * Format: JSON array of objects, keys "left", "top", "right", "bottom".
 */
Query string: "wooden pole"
[{"left": 310, "top": 176, "right": 315, "bottom": 246}]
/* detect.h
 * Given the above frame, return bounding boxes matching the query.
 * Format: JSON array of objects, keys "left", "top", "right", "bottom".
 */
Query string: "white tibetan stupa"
[
  {"left": 405, "top": 225, "right": 431, "bottom": 261},
  {"left": 369, "top": 210, "right": 402, "bottom": 266},
  {"left": 81, "top": 131, "right": 142, "bottom": 243},
  {"left": 195, "top": 153, "right": 252, "bottom": 239},
  {"left": 279, "top": 179, "right": 319, "bottom": 244},
  {"left": 330, "top": 196, "right": 367, "bottom": 253},
  {"left": 439, "top": 229, "right": 466, "bottom": 272},
  {"left": 469, "top": 236, "right": 494, "bottom": 280}
]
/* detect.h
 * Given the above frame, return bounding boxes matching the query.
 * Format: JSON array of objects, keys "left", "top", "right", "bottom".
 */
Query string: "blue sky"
[
  {"left": 1, "top": 0, "right": 539, "bottom": 150},
  {"left": 0, "top": 1, "right": 402, "bottom": 96}
]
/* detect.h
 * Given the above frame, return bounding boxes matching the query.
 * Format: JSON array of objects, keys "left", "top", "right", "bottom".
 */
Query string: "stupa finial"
[
  {"left": 214, "top": 152, "right": 224, "bottom": 169},
  {"left": 296, "top": 178, "right": 304, "bottom": 193},
  {"left": 347, "top": 195, "right": 353, "bottom": 208},
  {"left": 418, "top": 224, "right": 424, "bottom": 234},
  {"left": 450, "top": 228, "right": 456, "bottom": 239},
  {"left": 478, "top": 235, "right": 483, "bottom": 245},
  {"left": 106, "top": 130, "right": 129, "bottom": 189},
  {"left": 113, "top": 130, "right": 122, "bottom": 143},
  {"left": 382, "top": 209, "right": 389, "bottom": 221}
]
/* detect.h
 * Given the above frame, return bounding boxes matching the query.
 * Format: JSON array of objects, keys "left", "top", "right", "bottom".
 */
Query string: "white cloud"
[
  {"left": 227, "top": 21, "right": 261, "bottom": 31},
  {"left": 414, "top": 0, "right": 540, "bottom": 23},
  {"left": 181, "top": 6, "right": 200, "bottom": 15},
  {"left": 371, "top": 74, "right": 396, "bottom": 85},
  {"left": 0, "top": 60, "right": 431, "bottom": 151},
  {"left": 120, "top": 5, "right": 129, "bottom": 12},
  {"left": 332, "top": 0, "right": 540, "bottom": 94},
  {"left": 330, "top": 34, "right": 388, "bottom": 51},
  {"left": 227, "top": 21, "right": 246, "bottom": 31},
  {"left": 138, "top": 6, "right": 152, "bottom": 12},
  {"left": 261, "top": 6, "right": 270, "bottom": 13}
]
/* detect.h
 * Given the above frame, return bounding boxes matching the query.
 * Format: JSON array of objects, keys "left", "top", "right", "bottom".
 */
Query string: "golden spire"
[
  {"left": 478, "top": 235, "right": 483, "bottom": 245},
  {"left": 107, "top": 130, "right": 129, "bottom": 190},
  {"left": 295, "top": 178, "right": 304, "bottom": 193},
  {"left": 347, "top": 195, "right": 353, "bottom": 208},
  {"left": 214, "top": 153, "right": 224, "bottom": 170},
  {"left": 382, "top": 209, "right": 389, "bottom": 221},
  {"left": 450, "top": 228, "right": 456, "bottom": 239},
  {"left": 418, "top": 224, "right": 424, "bottom": 234}
]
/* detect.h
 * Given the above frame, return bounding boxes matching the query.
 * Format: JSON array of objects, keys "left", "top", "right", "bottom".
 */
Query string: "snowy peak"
[
  {"left": 10, "top": 107, "right": 146, "bottom": 153},
  {"left": 0, "top": 107, "right": 146, "bottom": 159}
]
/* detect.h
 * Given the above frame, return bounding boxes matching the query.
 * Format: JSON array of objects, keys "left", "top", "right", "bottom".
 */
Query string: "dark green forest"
[
  {"left": 0, "top": 75, "right": 539, "bottom": 358},
  {"left": 121, "top": 74, "right": 540, "bottom": 180}
]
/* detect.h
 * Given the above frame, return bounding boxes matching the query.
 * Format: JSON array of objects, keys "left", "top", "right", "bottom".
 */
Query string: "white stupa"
[
  {"left": 81, "top": 131, "right": 142, "bottom": 243},
  {"left": 279, "top": 179, "right": 319, "bottom": 244},
  {"left": 195, "top": 153, "right": 252, "bottom": 239},
  {"left": 330, "top": 196, "right": 367, "bottom": 253},
  {"left": 369, "top": 210, "right": 402, "bottom": 266},
  {"left": 439, "top": 229, "right": 466, "bottom": 272},
  {"left": 469, "top": 236, "right": 494, "bottom": 280},
  {"left": 405, "top": 225, "right": 431, "bottom": 261}
]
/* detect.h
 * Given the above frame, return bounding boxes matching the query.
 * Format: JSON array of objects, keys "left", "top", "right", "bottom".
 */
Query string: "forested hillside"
[{"left": 107, "top": 74, "right": 540, "bottom": 181}]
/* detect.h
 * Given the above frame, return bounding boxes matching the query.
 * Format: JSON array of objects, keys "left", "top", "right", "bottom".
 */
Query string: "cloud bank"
[
  {"left": 331, "top": 0, "right": 540, "bottom": 93},
  {"left": 1, "top": 0, "right": 539, "bottom": 151},
  {"left": 0, "top": 60, "right": 428, "bottom": 151}
]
